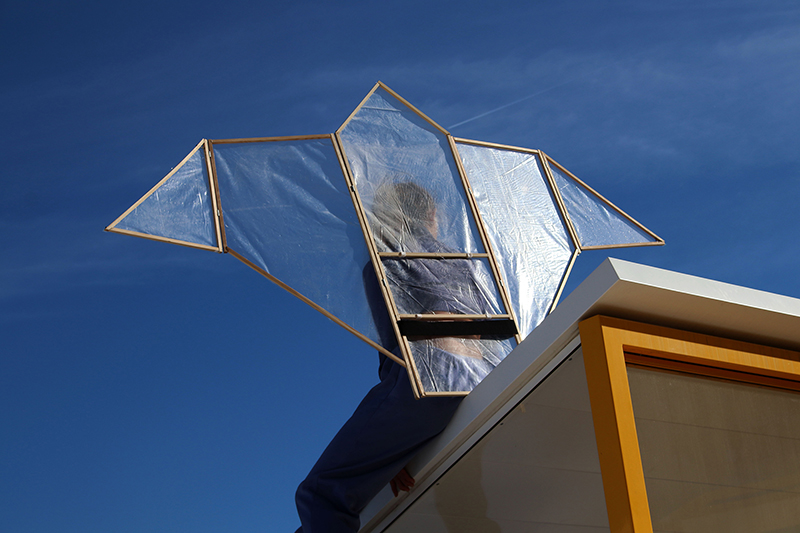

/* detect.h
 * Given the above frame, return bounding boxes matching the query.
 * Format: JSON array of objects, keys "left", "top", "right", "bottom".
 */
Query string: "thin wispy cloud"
[{"left": 4, "top": 4, "right": 800, "bottom": 531}]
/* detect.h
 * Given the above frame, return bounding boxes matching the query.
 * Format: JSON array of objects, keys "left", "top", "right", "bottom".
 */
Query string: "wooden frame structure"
[
  {"left": 107, "top": 81, "right": 663, "bottom": 399},
  {"left": 579, "top": 315, "right": 800, "bottom": 533},
  {"left": 105, "top": 139, "right": 224, "bottom": 253},
  {"left": 106, "top": 134, "right": 406, "bottom": 367},
  {"left": 334, "top": 82, "right": 525, "bottom": 398},
  {"left": 546, "top": 157, "right": 662, "bottom": 251}
]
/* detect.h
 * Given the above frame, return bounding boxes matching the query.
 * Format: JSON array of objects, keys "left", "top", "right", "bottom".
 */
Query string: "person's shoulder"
[{"left": 417, "top": 232, "right": 451, "bottom": 254}]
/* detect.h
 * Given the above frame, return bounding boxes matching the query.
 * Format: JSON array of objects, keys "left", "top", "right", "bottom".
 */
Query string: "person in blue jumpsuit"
[{"left": 294, "top": 182, "right": 499, "bottom": 532}]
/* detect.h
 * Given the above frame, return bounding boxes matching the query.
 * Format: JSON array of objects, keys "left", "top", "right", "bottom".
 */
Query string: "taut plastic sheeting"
[
  {"left": 212, "top": 137, "right": 382, "bottom": 347},
  {"left": 107, "top": 141, "right": 218, "bottom": 250},
  {"left": 457, "top": 142, "right": 575, "bottom": 338},
  {"left": 338, "top": 87, "right": 516, "bottom": 394},
  {"left": 107, "top": 81, "right": 663, "bottom": 398},
  {"left": 547, "top": 158, "right": 660, "bottom": 248}
]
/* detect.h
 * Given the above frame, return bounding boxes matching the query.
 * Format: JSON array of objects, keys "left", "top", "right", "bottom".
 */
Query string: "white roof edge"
[
  {"left": 359, "top": 258, "right": 800, "bottom": 531},
  {"left": 585, "top": 258, "right": 800, "bottom": 351}
]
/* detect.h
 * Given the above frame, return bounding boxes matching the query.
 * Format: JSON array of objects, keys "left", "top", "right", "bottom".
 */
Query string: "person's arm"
[
  {"left": 431, "top": 336, "right": 482, "bottom": 359},
  {"left": 429, "top": 310, "right": 482, "bottom": 359}
]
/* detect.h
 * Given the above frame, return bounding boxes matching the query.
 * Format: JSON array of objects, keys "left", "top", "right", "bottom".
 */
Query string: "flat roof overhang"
[{"left": 359, "top": 257, "right": 800, "bottom": 531}]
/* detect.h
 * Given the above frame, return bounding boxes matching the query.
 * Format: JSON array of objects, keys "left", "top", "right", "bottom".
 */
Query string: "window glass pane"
[{"left": 628, "top": 366, "right": 800, "bottom": 532}]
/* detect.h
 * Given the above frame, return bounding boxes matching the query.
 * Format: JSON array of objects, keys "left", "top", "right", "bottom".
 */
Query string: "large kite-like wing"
[{"left": 107, "top": 82, "right": 664, "bottom": 398}]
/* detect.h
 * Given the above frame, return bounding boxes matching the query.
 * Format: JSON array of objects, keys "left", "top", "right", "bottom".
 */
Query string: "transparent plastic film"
[
  {"left": 409, "top": 336, "right": 516, "bottom": 393},
  {"left": 369, "top": 181, "right": 445, "bottom": 253},
  {"left": 112, "top": 145, "right": 217, "bottom": 248},
  {"left": 107, "top": 83, "right": 665, "bottom": 399},
  {"left": 383, "top": 256, "right": 503, "bottom": 316},
  {"left": 212, "top": 138, "right": 384, "bottom": 347},
  {"left": 548, "top": 160, "right": 659, "bottom": 247},
  {"left": 457, "top": 143, "right": 574, "bottom": 337},
  {"left": 339, "top": 87, "right": 484, "bottom": 254}
]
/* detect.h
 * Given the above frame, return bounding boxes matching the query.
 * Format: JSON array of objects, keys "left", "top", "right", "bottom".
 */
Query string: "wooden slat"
[
  {"left": 104, "top": 227, "right": 220, "bottom": 252},
  {"left": 377, "top": 81, "right": 450, "bottom": 135},
  {"left": 539, "top": 150, "right": 582, "bottom": 251},
  {"left": 453, "top": 137, "right": 540, "bottom": 155},
  {"left": 210, "top": 134, "right": 332, "bottom": 144},
  {"left": 330, "top": 133, "right": 417, "bottom": 382},
  {"left": 378, "top": 252, "right": 490, "bottom": 259},
  {"left": 206, "top": 141, "right": 228, "bottom": 251},
  {"left": 449, "top": 135, "right": 522, "bottom": 345},
  {"left": 398, "top": 313, "right": 512, "bottom": 321},
  {"left": 202, "top": 140, "right": 224, "bottom": 253},
  {"left": 419, "top": 390, "right": 470, "bottom": 398},
  {"left": 580, "top": 241, "right": 666, "bottom": 251},
  {"left": 336, "top": 82, "right": 382, "bottom": 134},
  {"left": 549, "top": 249, "right": 580, "bottom": 314},
  {"left": 332, "top": 130, "right": 426, "bottom": 397}
]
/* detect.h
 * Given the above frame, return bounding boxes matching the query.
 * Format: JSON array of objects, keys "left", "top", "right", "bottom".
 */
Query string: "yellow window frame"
[{"left": 578, "top": 315, "right": 800, "bottom": 533}]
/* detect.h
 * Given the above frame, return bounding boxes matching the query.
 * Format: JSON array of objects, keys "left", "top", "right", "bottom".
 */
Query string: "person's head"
[{"left": 372, "top": 181, "right": 437, "bottom": 238}]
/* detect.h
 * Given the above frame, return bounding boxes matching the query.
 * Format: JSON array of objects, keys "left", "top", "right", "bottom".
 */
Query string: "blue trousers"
[{"left": 295, "top": 358, "right": 462, "bottom": 532}]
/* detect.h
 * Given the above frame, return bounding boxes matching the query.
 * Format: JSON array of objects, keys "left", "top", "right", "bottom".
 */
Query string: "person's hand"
[{"left": 390, "top": 467, "right": 415, "bottom": 497}]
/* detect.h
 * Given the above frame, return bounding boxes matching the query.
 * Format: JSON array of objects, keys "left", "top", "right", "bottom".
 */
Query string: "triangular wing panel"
[
  {"left": 106, "top": 140, "right": 220, "bottom": 251},
  {"left": 211, "top": 136, "right": 387, "bottom": 353},
  {"left": 546, "top": 157, "right": 663, "bottom": 249},
  {"left": 456, "top": 142, "right": 575, "bottom": 338}
]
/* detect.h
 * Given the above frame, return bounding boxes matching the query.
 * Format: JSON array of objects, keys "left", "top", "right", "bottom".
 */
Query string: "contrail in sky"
[
  {"left": 447, "top": 58, "right": 630, "bottom": 130},
  {"left": 447, "top": 78, "right": 579, "bottom": 129}
]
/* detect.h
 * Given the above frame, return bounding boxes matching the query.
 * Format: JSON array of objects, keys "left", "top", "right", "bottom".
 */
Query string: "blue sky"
[{"left": 2, "top": 1, "right": 799, "bottom": 531}]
